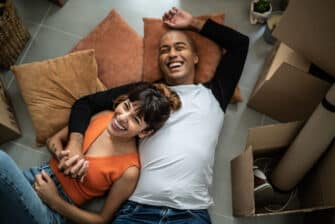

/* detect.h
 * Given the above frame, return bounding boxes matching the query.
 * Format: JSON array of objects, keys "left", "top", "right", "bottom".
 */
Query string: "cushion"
[
  {"left": 71, "top": 9, "right": 143, "bottom": 89},
  {"left": 143, "top": 14, "right": 243, "bottom": 103},
  {"left": 11, "top": 49, "right": 106, "bottom": 146}
]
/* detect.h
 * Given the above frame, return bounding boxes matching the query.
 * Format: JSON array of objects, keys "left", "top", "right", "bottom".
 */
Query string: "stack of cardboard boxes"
[
  {"left": 231, "top": 0, "right": 335, "bottom": 217},
  {"left": 0, "top": 77, "right": 21, "bottom": 144}
]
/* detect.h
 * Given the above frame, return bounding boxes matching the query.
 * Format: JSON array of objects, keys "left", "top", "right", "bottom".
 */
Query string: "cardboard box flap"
[
  {"left": 231, "top": 146, "right": 255, "bottom": 216},
  {"left": 266, "top": 43, "right": 310, "bottom": 81},
  {"left": 273, "top": 0, "right": 335, "bottom": 77},
  {"left": 246, "top": 121, "right": 304, "bottom": 154},
  {"left": 248, "top": 63, "right": 331, "bottom": 122}
]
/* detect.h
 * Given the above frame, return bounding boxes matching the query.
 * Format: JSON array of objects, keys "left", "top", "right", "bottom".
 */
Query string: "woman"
[{"left": 0, "top": 83, "right": 181, "bottom": 224}]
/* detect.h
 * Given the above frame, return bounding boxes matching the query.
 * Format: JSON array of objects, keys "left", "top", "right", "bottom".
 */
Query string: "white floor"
[{"left": 0, "top": 0, "right": 306, "bottom": 223}]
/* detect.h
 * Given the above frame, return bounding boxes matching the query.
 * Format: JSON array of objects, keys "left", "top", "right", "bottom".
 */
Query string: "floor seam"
[{"left": 6, "top": 4, "right": 53, "bottom": 90}]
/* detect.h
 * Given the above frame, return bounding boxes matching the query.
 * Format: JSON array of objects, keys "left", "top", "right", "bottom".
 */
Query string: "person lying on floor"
[
  {"left": 58, "top": 7, "right": 249, "bottom": 224},
  {"left": 0, "top": 83, "right": 180, "bottom": 224}
]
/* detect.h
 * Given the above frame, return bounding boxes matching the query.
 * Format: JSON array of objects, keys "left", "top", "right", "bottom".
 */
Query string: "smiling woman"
[{"left": 0, "top": 82, "right": 181, "bottom": 224}]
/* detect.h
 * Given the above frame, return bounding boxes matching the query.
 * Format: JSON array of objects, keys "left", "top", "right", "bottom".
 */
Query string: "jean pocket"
[
  {"left": 116, "top": 201, "right": 141, "bottom": 217},
  {"left": 186, "top": 209, "right": 211, "bottom": 223}
]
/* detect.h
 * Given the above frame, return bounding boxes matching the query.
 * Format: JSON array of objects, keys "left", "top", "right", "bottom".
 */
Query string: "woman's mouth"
[{"left": 111, "top": 119, "right": 126, "bottom": 131}]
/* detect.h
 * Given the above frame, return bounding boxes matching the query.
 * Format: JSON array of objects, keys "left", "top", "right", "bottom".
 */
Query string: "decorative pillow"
[
  {"left": 143, "top": 14, "right": 243, "bottom": 103},
  {"left": 11, "top": 49, "right": 106, "bottom": 146},
  {"left": 71, "top": 9, "right": 143, "bottom": 89}
]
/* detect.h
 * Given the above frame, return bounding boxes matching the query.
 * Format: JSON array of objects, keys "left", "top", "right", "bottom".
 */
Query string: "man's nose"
[{"left": 168, "top": 48, "right": 177, "bottom": 57}]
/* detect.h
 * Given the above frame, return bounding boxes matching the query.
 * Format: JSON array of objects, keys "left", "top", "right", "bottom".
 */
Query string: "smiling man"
[{"left": 60, "top": 7, "right": 249, "bottom": 224}]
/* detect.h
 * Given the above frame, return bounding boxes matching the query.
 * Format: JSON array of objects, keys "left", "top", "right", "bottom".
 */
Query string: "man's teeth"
[
  {"left": 168, "top": 62, "right": 183, "bottom": 69},
  {"left": 115, "top": 120, "right": 126, "bottom": 130}
]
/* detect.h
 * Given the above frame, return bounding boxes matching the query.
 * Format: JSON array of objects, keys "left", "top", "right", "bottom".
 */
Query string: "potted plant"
[{"left": 250, "top": 0, "right": 272, "bottom": 24}]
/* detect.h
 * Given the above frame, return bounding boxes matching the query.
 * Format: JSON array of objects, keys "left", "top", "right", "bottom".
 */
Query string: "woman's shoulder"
[{"left": 91, "top": 110, "right": 114, "bottom": 121}]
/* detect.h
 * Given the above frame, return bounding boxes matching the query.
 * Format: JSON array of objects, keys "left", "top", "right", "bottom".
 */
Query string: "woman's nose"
[{"left": 118, "top": 112, "right": 129, "bottom": 123}]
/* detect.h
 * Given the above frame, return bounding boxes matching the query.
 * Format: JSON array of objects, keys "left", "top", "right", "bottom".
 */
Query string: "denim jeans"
[
  {"left": 112, "top": 200, "right": 211, "bottom": 224},
  {"left": 0, "top": 150, "right": 73, "bottom": 224}
]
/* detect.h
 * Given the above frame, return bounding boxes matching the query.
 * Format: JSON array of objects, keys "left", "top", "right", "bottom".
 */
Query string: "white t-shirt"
[{"left": 129, "top": 84, "right": 224, "bottom": 209}]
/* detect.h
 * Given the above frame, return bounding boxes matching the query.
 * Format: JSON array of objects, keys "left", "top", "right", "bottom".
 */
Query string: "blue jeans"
[
  {"left": 112, "top": 200, "right": 211, "bottom": 224},
  {"left": 0, "top": 150, "right": 73, "bottom": 224}
]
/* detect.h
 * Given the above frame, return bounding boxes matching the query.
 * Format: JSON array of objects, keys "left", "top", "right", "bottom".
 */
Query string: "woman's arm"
[
  {"left": 46, "top": 126, "right": 69, "bottom": 160},
  {"left": 35, "top": 167, "right": 139, "bottom": 224}
]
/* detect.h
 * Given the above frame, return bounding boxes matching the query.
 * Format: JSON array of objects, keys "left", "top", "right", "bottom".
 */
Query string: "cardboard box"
[
  {"left": 248, "top": 43, "right": 331, "bottom": 122},
  {"left": 273, "top": 0, "right": 335, "bottom": 78},
  {"left": 0, "top": 78, "right": 21, "bottom": 144},
  {"left": 231, "top": 121, "right": 335, "bottom": 217}
]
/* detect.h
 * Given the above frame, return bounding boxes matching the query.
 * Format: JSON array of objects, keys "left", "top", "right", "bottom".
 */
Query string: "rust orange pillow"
[
  {"left": 71, "top": 9, "right": 143, "bottom": 88},
  {"left": 11, "top": 50, "right": 106, "bottom": 146},
  {"left": 143, "top": 14, "right": 243, "bottom": 103}
]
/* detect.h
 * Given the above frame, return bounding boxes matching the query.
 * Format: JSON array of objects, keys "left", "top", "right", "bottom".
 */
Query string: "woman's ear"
[{"left": 138, "top": 129, "right": 154, "bottom": 138}]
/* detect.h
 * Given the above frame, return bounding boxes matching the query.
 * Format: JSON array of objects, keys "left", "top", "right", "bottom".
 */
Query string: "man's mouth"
[
  {"left": 111, "top": 119, "right": 126, "bottom": 131},
  {"left": 167, "top": 61, "right": 184, "bottom": 71}
]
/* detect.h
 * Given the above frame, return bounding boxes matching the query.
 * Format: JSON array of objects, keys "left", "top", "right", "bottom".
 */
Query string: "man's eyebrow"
[
  {"left": 159, "top": 44, "right": 170, "bottom": 49},
  {"left": 174, "top": 42, "right": 187, "bottom": 46}
]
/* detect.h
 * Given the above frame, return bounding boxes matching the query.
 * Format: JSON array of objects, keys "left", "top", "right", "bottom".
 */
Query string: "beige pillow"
[
  {"left": 11, "top": 49, "right": 106, "bottom": 145},
  {"left": 71, "top": 9, "right": 143, "bottom": 88}
]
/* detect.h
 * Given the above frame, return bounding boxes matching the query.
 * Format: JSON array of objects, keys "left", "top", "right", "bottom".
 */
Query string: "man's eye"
[
  {"left": 176, "top": 46, "right": 184, "bottom": 51},
  {"left": 160, "top": 48, "right": 169, "bottom": 54}
]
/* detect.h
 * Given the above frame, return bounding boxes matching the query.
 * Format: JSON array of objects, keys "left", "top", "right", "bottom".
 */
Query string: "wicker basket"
[{"left": 0, "top": 0, "right": 30, "bottom": 69}]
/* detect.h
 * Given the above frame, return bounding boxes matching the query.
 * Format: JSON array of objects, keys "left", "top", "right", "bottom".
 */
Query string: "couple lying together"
[{"left": 0, "top": 7, "right": 249, "bottom": 224}]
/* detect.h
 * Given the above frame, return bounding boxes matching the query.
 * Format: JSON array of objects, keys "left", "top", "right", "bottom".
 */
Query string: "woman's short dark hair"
[{"left": 114, "top": 82, "right": 181, "bottom": 132}]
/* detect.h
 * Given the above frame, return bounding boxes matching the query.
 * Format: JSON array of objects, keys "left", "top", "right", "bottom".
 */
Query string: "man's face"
[{"left": 159, "top": 31, "right": 198, "bottom": 85}]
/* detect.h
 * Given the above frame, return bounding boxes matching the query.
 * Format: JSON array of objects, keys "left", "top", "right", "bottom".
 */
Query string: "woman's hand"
[
  {"left": 34, "top": 170, "right": 61, "bottom": 206},
  {"left": 47, "top": 134, "right": 70, "bottom": 161},
  {"left": 162, "top": 7, "right": 205, "bottom": 31},
  {"left": 57, "top": 138, "right": 89, "bottom": 182}
]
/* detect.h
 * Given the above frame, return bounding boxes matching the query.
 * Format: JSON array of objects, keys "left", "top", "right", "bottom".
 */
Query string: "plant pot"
[
  {"left": 250, "top": 0, "right": 272, "bottom": 24},
  {"left": 263, "top": 11, "right": 283, "bottom": 44}
]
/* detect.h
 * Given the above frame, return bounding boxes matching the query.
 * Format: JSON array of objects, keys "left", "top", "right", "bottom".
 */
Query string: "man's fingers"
[
  {"left": 58, "top": 155, "right": 79, "bottom": 172},
  {"left": 78, "top": 161, "right": 89, "bottom": 181},
  {"left": 58, "top": 150, "right": 70, "bottom": 160},
  {"left": 64, "top": 155, "right": 79, "bottom": 168},
  {"left": 70, "top": 159, "right": 85, "bottom": 177}
]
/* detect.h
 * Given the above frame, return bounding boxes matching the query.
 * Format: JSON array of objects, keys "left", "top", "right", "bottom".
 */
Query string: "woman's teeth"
[{"left": 114, "top": 119, "right": 126, "bottom": 131}]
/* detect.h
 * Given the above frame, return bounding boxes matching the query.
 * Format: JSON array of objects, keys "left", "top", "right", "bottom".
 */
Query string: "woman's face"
[{"left": 107, "top": 99, "right": 150, "bottom": 139}]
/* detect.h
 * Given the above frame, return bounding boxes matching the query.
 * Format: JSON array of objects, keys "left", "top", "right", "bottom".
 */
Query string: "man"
[{"left": 57, "top": 7, "right": 249, "bottom": 223}]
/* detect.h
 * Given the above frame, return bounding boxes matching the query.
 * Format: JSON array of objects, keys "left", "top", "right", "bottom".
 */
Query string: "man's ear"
[
  {"left": 138, "top": 129, "right": 154, "bottom": 138},
  {"left": 193, "top": 54, "right": 199, "bottom": 65}
]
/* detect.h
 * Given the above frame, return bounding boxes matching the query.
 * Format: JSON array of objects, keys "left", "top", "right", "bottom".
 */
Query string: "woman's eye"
[
  {"left": 134, "top": 116, "right": 141, "bottom": 125},
  {"left": 124, "top": 102, "right": 130, "bottom": 110}
]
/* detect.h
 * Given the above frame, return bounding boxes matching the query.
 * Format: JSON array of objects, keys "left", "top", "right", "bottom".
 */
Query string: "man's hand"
[{"left": 162, "top": 7, "right": 205, "bottom": 31}]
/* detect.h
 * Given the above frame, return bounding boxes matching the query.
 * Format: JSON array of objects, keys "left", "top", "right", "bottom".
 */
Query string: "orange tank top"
[{"left": 50, "top": 111, "right": 140, "bottom": 205}]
